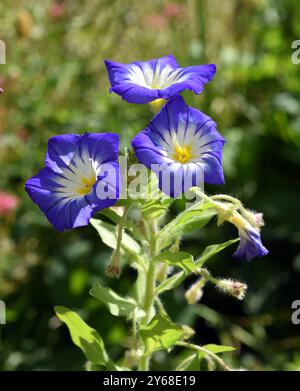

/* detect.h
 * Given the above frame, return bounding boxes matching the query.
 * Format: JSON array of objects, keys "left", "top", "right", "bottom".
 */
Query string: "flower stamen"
[
  {"left": 172, "top": 141, "right": 193, "bottom": 164},
  {"left": 77, "top": 175, "right": 96, "bottom": 195}
]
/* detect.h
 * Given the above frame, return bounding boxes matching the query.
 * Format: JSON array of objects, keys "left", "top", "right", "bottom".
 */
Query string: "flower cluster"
[{"left": 25, "top": 55, "right": 268, "bottom": 261}]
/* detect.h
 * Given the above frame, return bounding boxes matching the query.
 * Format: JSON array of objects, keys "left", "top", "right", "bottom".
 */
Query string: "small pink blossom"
[
  {"left": 163, "top": 3, "right": 186, "bottom": 19},
  {"left": 49, "top": 2, "right": 65, "bottom": 20},
  {"left": 0, "top": 191, "right": 19, "bottom": 216},
  {"left": 143, "top": 14, "right": 168, "bottom": 30}
]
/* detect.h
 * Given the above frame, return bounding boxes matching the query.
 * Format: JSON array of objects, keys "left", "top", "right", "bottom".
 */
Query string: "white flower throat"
[{"left": 128, "top": 64, "right": 186, "bottom": 90}]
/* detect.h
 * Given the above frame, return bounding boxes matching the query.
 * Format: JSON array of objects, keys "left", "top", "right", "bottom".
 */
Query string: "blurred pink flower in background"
[
  {"left": 0, "top": 77, "right": 4, "bottom": 94},
  {"left": 49, "top": 2, "right": 65, "bottom": 20},
  {"left": 143, "top": 14, "right": 168, "bottom": 30},
  {"left": 0, "top": 191, "right": 19, "bottom": 217},
  {"left": 16, "top": 128, "right": 29, "bottom": 143},
  {"left": 143, "top": 3, "right": 187, "bottom": 30},
  {"left": 163, "top": 3, "right": 186, "bottom": 19}
]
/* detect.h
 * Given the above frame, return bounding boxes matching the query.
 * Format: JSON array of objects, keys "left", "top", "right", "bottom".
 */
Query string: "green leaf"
[
  {"left": 55, "top": 306, "right": 109, "bottom": 365},
  {"left": 158, "top": 204, "right": 217, "bottom": 250},
  {"left": 90, "top": 283, "right": 144, "bottom": 319},
  {"left": 156, "top": 240, "right": 239, "bottom": 294},
  {"left": 176, "top": 353, "right": 198, "bottom": 371},
  {"left": 140, "top": 312, "right": 184, "bottom": 355},
  {"left": 195, "top": 238, "right": 240, "bottom": 267},
  {"left": 140, "top": 172, "right": 173, "bottom": 219},
  {"left": 141, "top": 199, "right": 171, "bottom": 220},
  {"left": 90, "top": 219, "right": 142, "bottom": 264},
  {"left": 153, "top": 251, "right": 195, "bottom": 273},
  {"left": 201, "top": 344, "right": 236, "bottom": 354},
  {"left": 197, "top": 344, "right": 236, "bottom": 362},
  {"left": 156, "top": 270, "right": 187, "bottom": 294}
]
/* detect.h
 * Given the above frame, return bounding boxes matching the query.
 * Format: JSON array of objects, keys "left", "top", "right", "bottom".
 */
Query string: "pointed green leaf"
[
  {"left": 197, "top": 344, "right": 236, "bottom": 361},
  {"left": 140, "top": 312, "right": 184, "bottom": 355},
  {"left": 201, "top": 344, "right": 236, "bottom": 354},
  {"left": 176, "top": 353, "right": 198, "bottom": 371},
  {"left": 156, "top": 270, "right": 187, "bottom": 294},
  {"left": 195, "top": 238, "right": 240, "bottom": 267},
  {"left": 90, "top": 219, "right": 142, "bottom": 263},
  {"left": 159, "top": 204, "right": 217, "bottom": 250},
  {"left": 153, "top": 251, "right": 195, "bottom": 273},
  {"left": 90, "top": 283, "right": 144, "bottom": 319},
  {"left": 141, "top": 199, "right": 172, "bottom": 220},
  {"left": 55, "top": 306, "right": 109, "bottom": 365}
]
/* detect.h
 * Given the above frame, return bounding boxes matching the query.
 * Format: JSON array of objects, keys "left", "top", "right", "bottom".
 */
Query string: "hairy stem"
[
  {"left": 106, "top": 206, "right": 130, "bottom": 277},
  {"left": 197, "top": 268, "right": 220, "bottom": 286},
  {"left": 143, "top": 261, "right": 157, "bottom": 324},
  {"left": 176, "top": 341, "right": 232, "bottom": 371},
  {"left": 138, "top": 220, "right": 158, "bottom": 371}
]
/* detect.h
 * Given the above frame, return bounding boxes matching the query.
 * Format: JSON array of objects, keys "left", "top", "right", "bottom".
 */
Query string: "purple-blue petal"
[
  {"left": 233, "top": 227, "right": 269, "bottom": 261},
  {"left": 104, "top": 55, "right": 216, "bottom": 104},
  {"left": 158, "top": 64, "right": 216, "bottom": 99},
  {"left": 45, "top": 134, "right": 81, "bottom": 173},
  {"left": 111, "top": 84, "right": 159, "bottom": 104},
  {"left": 81, "top": 133, "right": 120, "bottom": 165}
]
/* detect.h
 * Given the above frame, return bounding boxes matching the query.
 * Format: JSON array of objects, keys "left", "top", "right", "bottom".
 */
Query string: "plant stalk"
[{"left": 138, "top": 220, "right": 158, "bottom": 371}]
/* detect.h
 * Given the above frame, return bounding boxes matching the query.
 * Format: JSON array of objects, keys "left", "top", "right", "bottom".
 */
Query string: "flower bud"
[
  {"left": 243, "top": 209, "right": 265, "bottom": 229},
  {"left": 106, "top": 252, "right": 121, "bottom": 278},
  {"left": 156, "top": 262, "right": 171, "bottom": 283},
  {"left": 218, "top": 279, "right": 247, "bottom": 300},
  {"left": 181, "top": 325, "right": 196, "bottom": 340},
  {"left": 123, "top": 350, "right": 139, "bottom": 369},
  {"left": 185, "top": 278, "right": 204, "bottom": 304},
  {"left": 216, "top": 203, "right": 236, "bottom": 226}
]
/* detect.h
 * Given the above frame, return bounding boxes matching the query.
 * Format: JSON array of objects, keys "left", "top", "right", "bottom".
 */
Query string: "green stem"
[
  {"left": 175, "top": 352, "right": 198, "bottom": 371},
  {"left": 176, "top": 341, "right": 232, "bottom": 371},
  {"left": 210, "top": 194, "right": 242, "bottom": 207},
  {"left": 190, "top": 187, "right": 215, "bottom": 205},
  {"left": 115, "top": 206, "right": 130, "bottom": 257},
  {"left": 107, "top": 206, "right": 131, "bottom": 277},
  {"left": 197, "top": 268, "right": 220, "bottom": 286},
  {"left": 143, "top": 261, "right": 157, "bottom": 324},
  {"left": 138, "top": 220, "right": 158, "bottom": 371}
]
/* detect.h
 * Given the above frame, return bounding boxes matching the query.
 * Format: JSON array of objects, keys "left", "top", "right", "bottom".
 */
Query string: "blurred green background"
[{"left": 0, "top": 0, "right": 300, "bottom": 371}]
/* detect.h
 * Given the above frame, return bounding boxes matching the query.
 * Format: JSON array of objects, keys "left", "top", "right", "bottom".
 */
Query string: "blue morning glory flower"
[
  {"left": 25, "top": 133, "right": 120, "bottom": 231},
  {"left": 217, "top": 206, "right": 269, "bottom": 261},
  {"left": 233, "top": 225, "right": 269, "bottom": 261},
  {"left": 131, "top": 96, "right": 225, "bottom": 198},
  {"left": 104, "top": 55, "right": 216, "bottom": 104}
]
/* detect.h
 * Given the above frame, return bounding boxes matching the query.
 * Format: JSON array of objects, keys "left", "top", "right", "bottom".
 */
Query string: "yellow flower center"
[
  {"left": 77, "top": 175, "right": 96, "bottom": 196},
  {"left": 172, "top": 141, "right": 194, "bottom": 164}
]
